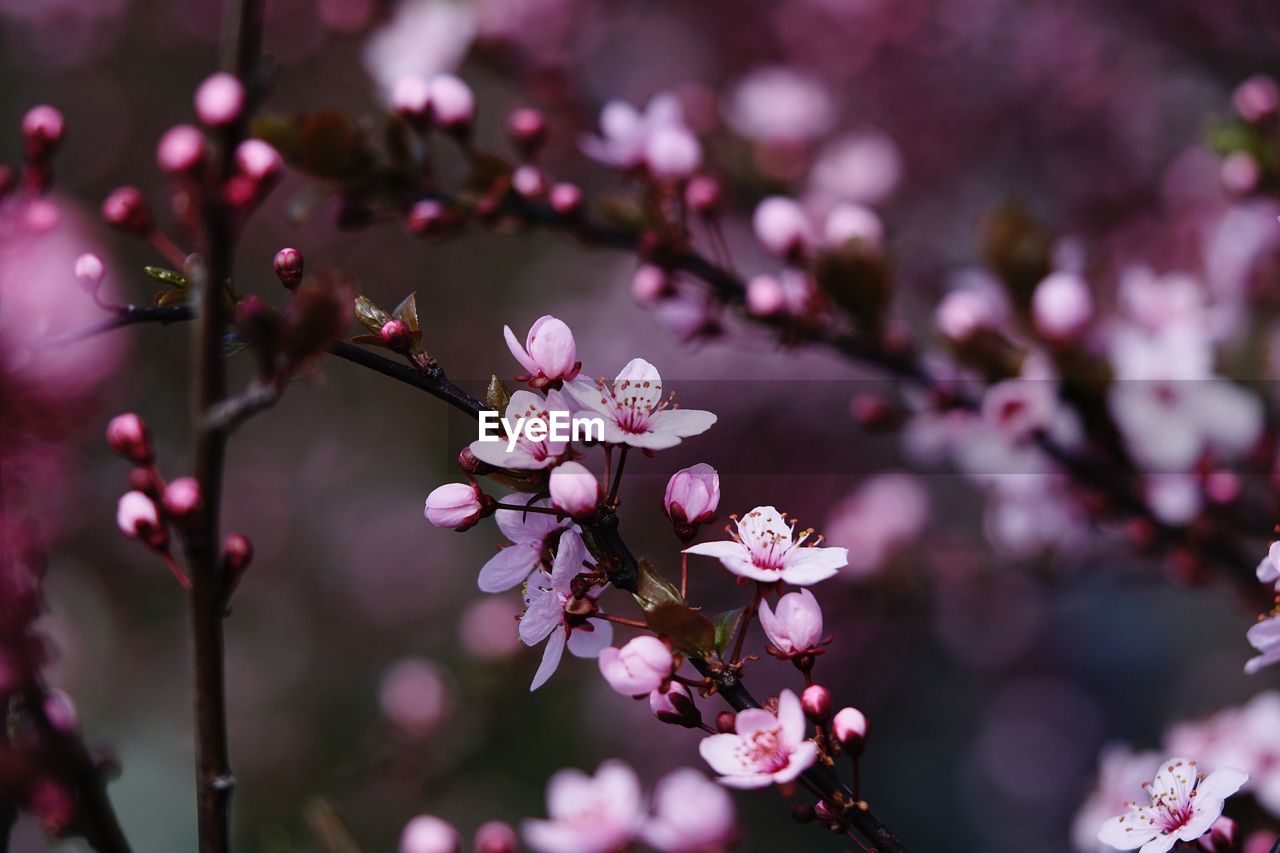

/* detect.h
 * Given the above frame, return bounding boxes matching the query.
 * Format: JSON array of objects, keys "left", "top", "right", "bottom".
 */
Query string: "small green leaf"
[
  {"left": 712, "top": 607, "right": 746, "bottom": 655},
  {"left": 392, "top": 292, "right": 420, "bottom": 333},
  {"left": 353, "top": 295, "right": 391, "bottom": 334},
  {"left": 485, "top": 375, "right": 511, "bottom": 414},
  {"left": 645, "top": 602, "right": 715, "bottom": 656},
  {"left": 145, "top": 266, "right": 188, "bottom": 287},
  {"left": 154, "top": 289, "right": 193, "bottom": 308}
]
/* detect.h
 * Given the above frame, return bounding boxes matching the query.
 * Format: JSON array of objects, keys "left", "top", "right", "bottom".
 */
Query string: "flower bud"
[
  {"left": 684, "top": 175, "right": 721, "bottom": 216},
  {"left": 473, "top": 821, "right": 517, "bottom": 853},
  {"left": 801, "top": 684, "right": 832, "bottom": 721},
  {"left": 428, "top": 74, "right": 475, "bottom": 132},
  {"left": 549, "top": 182, "right": 583, "bottom": 216},
  {"left": 424, "top": 482, "right": 486, "bottom": 530},
  {"left": 645, "top": 124, "right": 702, "bottom": 181},
  {"left": 631, "top": 264, "right": 671, "bottom": 304},
  {"left": 106, "top": 413, "right": 153, "bottom": 465},
  {"left": 194, "top": 73, "right": 245, "bottom": 127},
  {"left": 935, "top": 289, "right": 994, "bottom": 342},
  {"left": 457, "top": 447, "right": 489, "bottom": 475},
  {"left": 406, "top": 199, "right": 451, "bottom": 236},
  {"left": 715, "top": 710, "right": 736, "bottom": 733},
  {"left": 1199, "top": 816, "right": 1237, "bottom": 852},
  {"left": 753, "top": 196, "right": 812, "bottom": 257},
  {"left": 549, "top": 461, "right": 600, "bottom": 518},
  {"left": 156, "top": 124, "right": 206, "bottom": 176},
  {"left": 832, "top": 706, "right": 868, "bottom": 755},
  {"left": 223, "top": 532, "right": 253, "bottom": 575},
  {"left": 74, "top": 253, "right": 105, "bottom": 295},
  {"left": 380, "top": 319, "right": 412, "bottom": 352},
  {"left": 1221, "top": 151, "right": 1260, "bottom": 195},
  {"left": 399, "top": 814, "right": 460, "bottom": 853},
  {"left": 116, "top": 491, "right": 165, "bottom": 548},
  {"left": 746, "top": 273, "right": 785, "bottom": 317},
  {"left": 1233, "top": 75, "right": 1280, "bottom": 124},
  {"left": 1031, "top": 271, "right": 1093, "bottom": 342},
  {"left": 598, "top": 635, "right": 673, "bottom": 696},
  {"left": 392, "top": 75, "right": 432, "bottom": 121},
  {"left": 101, "top": 186, "right": 152, "bottom": 235},
  {"left": 663, "top": 463, "right": 719, "bottom": 537},
  {"left": 43, "top": 689, "right": 80, "bottom": 733},
  {"left": 760, "top": 588, "right": 824, "bottom": 656},
  {"left": 505, "top": 315, "right": 580, "bottom": 384},
  {"left": 162, "top": 477, "right": 202, "bottom": 522},
  {"left": 507, "top": 107, "right": 547, "bottom": 155},
  {"left": 823, "top": 202, "right": 883, "bottom": 251},
  {"left": 273, "top": 247, "right": 304, "bottom": 290},
  {"left": 650, "top": 681, "right": 701, "bottom": 727},
  {"left": 233, "top": 139, "right": 283, "bottom": 193},
  {"left": 512, "top": 163, "right": 546, "bottom": 199},
  {"left": 22, "top": 105, "right": 64, "bottom": 162}
]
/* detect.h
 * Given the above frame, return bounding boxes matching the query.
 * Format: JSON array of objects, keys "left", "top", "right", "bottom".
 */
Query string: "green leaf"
[
  {"left": 144, "top": 266, "right": 188, "bottom": 287},
  {"left": 484, "top": 375, "right": 511, "bottom": 414},
  {"left": 154, "top": 289, "right": 193, "bottom": 308},
  {"left": 645, "top": 602, "right": 715, "bottom": 656},
  {"left": 353, "top": 295, "right": 391, "bottom": 335},
  {"left": 712, "top": 607, "right": 746, "bottom": 656}
]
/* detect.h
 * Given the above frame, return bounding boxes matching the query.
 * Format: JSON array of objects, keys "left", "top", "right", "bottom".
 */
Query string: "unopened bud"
[
  {"left": 106, "top": 413, "right": 153, "bottom": 465},
  {"left": 801, "top": 684, "right": 832, "bottom": 721},
  {"left": 406, "top": 199, "right": 452, "bottom": 236},
  {"left": 715, "top": 710, "right": 736, "bottom": 733},
  {"left": 156, "top": 124, "right": 207, "bottom": 177},
  {"left": 512, "top": 163, "right": 546, "bottom": 199},
  {"left": 380, "top": 319, "right": 411, "bottom": 352},
  {"left": 392, "top": 75, "right": 431, "bottom": 122},
  {"left": 273, "top": 247, "right": 304, "bottom": 290},
  {"left": 22, "top": 105, "right": 64, "bottom": 162},
  {"left": 684, "top": 175, "right": 721, "bottom": 216},
  {"left": 194, "top": 72, "right": 245, "bottom": 128},
  {"left": 631, "top": 264, "right": 671, "bottom": 304},
  {"left": 162, "top": 477, "right": 202, "bottom": 522},
  {"left": 223, "top": 532, "right": 253, "bottom": 598},
  {"left": 832, "top": 706, "right": 868, "bottom": 755},
  {"left": 507, "top": 107, "right": 547, "bottom": 156},
  {"left": 427, "top": 74, "right": 475, "bottom": 133},
  {"left": 74, "top": 253, "right": 106, "bottom": 294},
  {"left": 457, "top": 447, "right": 489, "bottom": 475},
  {"left": 116, "top": 491, "right": 166, "bottom": 549},
  {"left": 473, "top": 821, "right": 517, "bottom": 853},
  {"left": 1199, "top": 817, "right": 1236, "bottom": 852},
  {"left": 549, "top": 182, "right": 583, "bottom": 216},
  {"left": 649, "top": 682, "right": 702, "bottom": 728},
  {"left": 101, "top": 186, "right": 152, "bottom": 235}
]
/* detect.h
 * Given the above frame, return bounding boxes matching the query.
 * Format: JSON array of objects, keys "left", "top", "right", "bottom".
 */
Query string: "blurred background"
[{"left": 5, "top": 0, "right": 1280, "bottom": 850}]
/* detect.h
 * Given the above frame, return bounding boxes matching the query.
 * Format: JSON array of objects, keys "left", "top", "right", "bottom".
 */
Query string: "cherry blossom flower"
[
  {"left": 505, "top": 314, "right": 581, "bottom": 387},
  {"left": 598, "top": 635, "right": 673, "bottom": 696},
  {"left": 641, "top": 768, "right": 737, "bottom": 852},
  {"left": 423, "top": 482, "right": 485, "bottom": 529},
  {"left": 1096, "top": 757, "right": 1247, "bottom": 853},
  {"left": 478, "top": 494, "right": 568, "bottom": 593},
  {"left": 519, "top": 530, "right": 613, "bottom": 690},
  {"left": 1255, "top": 541, "right": 1280, "bottom": 586},
  {"left": 400, "top": 814, "right": 461, "bottom": 853},
  {"left": 362, "top": 0, "right": 475, "bottom": 102},
  {"left": 1245, "top": 612, "right": 1280, "bottom": 675},
  {"left": 684, "top": 506, "right": 847, "bottom": 585},
  {"left": 758, "top": 588, "right": 824, "bottom": 656},
  {"left": 824, "top": 473, "right": 929, "bottom": 577},
  {"left": 663, "top": 463, "right": 720, "bottom": 528},
  {"left": 723, "top": 65, "right": 835, "bottom": 144},
  {"left": 548, "top": 461, "right": 600, "bottom": 518},
  {"left": 580, "top": 93, "right": 701, "bottom": 177},
  {"left": 698, "top": 688, "right": 818, "bottom": 788},
  {"left": 1074, "top": 745, "right": 1164, "bottom": 853},
  {"left": 469, "top": 388, "right": 574, "bottom": 470},
  {"left": 570, "top": 358, "right": 715, "bottom": 450},
  {"left": 522, "top": 759, "right": 643, "bottom": 853}
]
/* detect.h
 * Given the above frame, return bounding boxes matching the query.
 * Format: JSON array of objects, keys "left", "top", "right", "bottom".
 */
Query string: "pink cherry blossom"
[
  {"left": 598, "top": 635, "right": 672, "bottom": 696},
  {"left": 379, "top": 657, "right": 450, "bottom": 737},
  {"left": 823, "top": 202, "right": 884, "bottom": 251},
  {"left": 684, "top": 506, "right": 847, "bottom": 585},
  {"left": 580, "top": 93, "right": 700, "bottom": 177},
  {"left": 549, "top": 461, "right": 600, "bottom": 518},
  {"left": 504, "top": 315, "right": 581, "bottom": 385},
  {"left": 1074, "top": 745, "right": 1164, "bottom": 853},
  {"left": 426, "top": 73, "right": 475, "bottom": 128},
  {"left": 362, "top": 0, "right": 475, "bottom": 101},
  {"left": 469, "top": 388, "right": 573, "bottom": 469},
  {"left": 758, "top": 588, "right": 823, "bottom": 656},
  {"left": 423, "top": 482, "right": 484, "bottom": 529},
  {"left": 663, "top": 463, "right": 720, "bottom": 526},
  {"left": 400, "top": 815, "right": 460, "bottom": 853},
  {"left": 116, "top": 491, "right": 161, "bottom": 540},
  {"left": 1033, "top": 271, "right": 1094, "bottom": 341},
  {"left": 477, "top": 493, "right": 567, "bottom": 593},
  {"left": 752, "top": 196, "right": 813, "bottom": 257},
  {"left": 519, "top": 530, "right": 613, "bottom": 690},
  {"left": 641, "top": 768, "right": 737, "bottom": 852},
  {"left": 522, "top": 759, "right": 643, "bottom": 853},
  {"left": 570, "top": 358, "right": 715, "bottom": 450},
  {"left": 724, "top": 65, "right": 835, "bottom": 144},
  {"left": 698, "top": 689, "right": 818, "bottom": 788},
  {"left": 1245, "top": 612, "right": 1280, "bottom": 675},
  {"left": 474, "top": 821, "right": 518, "bottom": 853},
  {"left": 645, "top": 123, "right": 702, "bottom": 181},
  {"left": 1096, "top": 757, "right": 1247, "bottom": 853},
  {"left": 1256, "top": 541, "right": 1280, "bottom": 586},
  {"left": 194, "top": 72, "right": 244, "bottom": 127}
]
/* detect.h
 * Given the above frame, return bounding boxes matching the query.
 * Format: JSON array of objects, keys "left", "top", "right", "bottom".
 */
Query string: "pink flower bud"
[
  {"left": 156, "top": 124, "right": 206, "bottom": 176},
  {"left": 935, "top": 289, "right": 994, "bottom": 342},
  {"left": 598, "top": 635, "right": 673, "bottom": 695},
  {"left": 650, "top": 681, "right": 701, "bottom": 727},
  {"left": 392, "top": 75, "right": 432, "bottom": 120},
  {"left": 101, "top": 186, "right": 152, "bottom": 235},
  {"left": 474, "top": 821, "right": 517, "bottom": 853},
  {"left": 549, "top": 182, "right": 583, "bottom": 216},
  {"left": 424, "top": 482, "right": 485, "bottom": 530},
  {"left": 116, "top": 491, "right": 164, "bottom": 547},
  {"left": 380, "top": 319, "right": 412, "bottom": 352},
  {"left": 746, "top": 273, "right": 785, "bottom": 317},
  {"left": 379, "top": 657, "right": 449, "bottom": 737},
  {"left": 43, "top": 689, "right": 80, "bottom": 733},
  {"left": 223, "top": 532, "right": 253, "bottom": 575},
  {"left": 1198, "top": 817, "right": 1237, "bottom": 852},
  {"left": 106, "top": 413, "right": 153, "bottom": 464},
  {"left": 684, "top": 175, "right": 721, "bottom": 216},
  {"left": 1031, "top": 271, "right": 1093, "bottom": 341},
  {"left": 504, "top": 314, "right": 580, "bottom": 383},
  {"left": 759, "top": 588, "right": 823, "bottom": 655},
  {"left": 428, "top": 74, "right": 475, "bottom": 130},
  {"left": 1221, "top": 151, "right": 1261, "bottom": 195},
  {"left": 823, "top": 202, "right": 883, "bottom": 251},
  {"left": 235, "top": 139, "right": 283, "bottom": 185},
  {"left": 512, "top": 163, "right": 546, "bottom": 198},
  {"left": 549, "top": 461, "right": 599, "bottom": 518},
  {"left": 74, "top": 253, "right": 105, "bottom": 294},
  {"left": 273, "top": 247, "right": 304, "bottom": 290},
  {"left": 22, "top": 105, "right": 65, "bottom": 162},
  {"left": 663, "top": 463, "right": 719, "bottom": 533},
  {"left": 507, "top": 107, "right": 547, "bottom": 155},
  {"left": 715, "top": 710, "right": 736, "bottom": 732},
  {"left": 194, "top": 73, "right": 245, "bottom": 127},
  {"left": 645, "top": 124, "right": 702, "bottom": 180},
  {"left": 832, "top": 706, "right": 868, "bottom": 753},
  {"left": 163, "top": 477, "right": 202, "bottom": 521},
  {"left": 399, "top": 815, "right": 460, "bottom": 853},
  {"left": 801, "top": 684, "right": 831, "bottom": 721},
  {"left": 1233, "top": 75, "right": 1280, "bottom": 123},
  {"left": 631, "top": 264, "right": 671, "bottom": 304},
  {"left": 753, "top": 196, "right": 812, "bottom": 257}
]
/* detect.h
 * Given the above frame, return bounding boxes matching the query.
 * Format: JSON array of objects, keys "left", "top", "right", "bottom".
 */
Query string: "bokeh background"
[{"left": 5, "top": 0, "right": 1280, "bottom": 850}]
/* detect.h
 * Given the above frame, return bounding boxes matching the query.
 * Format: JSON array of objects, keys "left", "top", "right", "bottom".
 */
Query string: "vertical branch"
[{"left": 184, "top": 2, "right": 264, "bottom": 851}]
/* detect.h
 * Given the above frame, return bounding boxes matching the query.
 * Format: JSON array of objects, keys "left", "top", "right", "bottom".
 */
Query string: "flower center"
[{"left": 739, "top": 726, "right": 788, "bottom": 772}]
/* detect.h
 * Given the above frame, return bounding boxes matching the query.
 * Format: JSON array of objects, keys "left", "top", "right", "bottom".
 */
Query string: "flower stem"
[
  {"left": 680, "top": 550, "right": 688, "bottom": 599},
  {"left": 730, "top": 584, "right": 762, "bottom": 665},
  {"left": 606, "top": 446, "right": 628, "bottom": 506},
  {"left": 597, "top": 612, "right": 649, "bottom": 630}
]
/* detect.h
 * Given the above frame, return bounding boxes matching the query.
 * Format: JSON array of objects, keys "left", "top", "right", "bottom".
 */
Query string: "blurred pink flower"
[
  {"left": 379, "top": 657, "right": 450, "bottom": 737},
  {"left": 1245, "top": 614, "right": 1280, "bottom": 675},
  {"left": 363, "top": 0, "right": 476, "bottom": 101},
  {"left": 806, "top": 130, "right": 902, "bottom": 206},
  {"left": 1032, "top": 271, "right": 1094, "bottom": 341},
  {"left": 581, "top": 94, "right": 701, "bottom": 178},
  {"left": 686, "top": 506, "right": 846, "bottom": 585},
  {"left": 400, "top": 814, "right": 461, "bottom": 853},
  {"left": 641, "top": 768, "right": 736, "bottom": 852},
  {"left": 724, "top": 65, "right": 835, "bottom": 144},
  {"left": 1096, "top": 757, "right": 1247, "bottom": 853},
  {"left": 598, "top": 635, "right": 672, "bottom": 696},
  {"left": 523, "top": 760, "right": 643, "bottom": 853},
  {"left": 698, "top": 689, "right": 817, "bottom": 788},
  {"left": 458, "top": 597, "right": 523, "bottom": 660},
  {"left": 1073, "top": 744, "right": 1163, "bottom": 853}
]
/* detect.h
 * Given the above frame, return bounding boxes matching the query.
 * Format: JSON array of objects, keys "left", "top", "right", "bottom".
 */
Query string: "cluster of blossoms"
[{"left": 399, "top": 761, "right": 735, "bottom": 853}]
